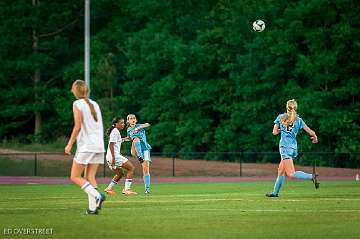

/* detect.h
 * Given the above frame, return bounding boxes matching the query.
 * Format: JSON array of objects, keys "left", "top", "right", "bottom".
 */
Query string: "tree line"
[{"left": 0, "top": 0, "right": 359, "bottom": 155}]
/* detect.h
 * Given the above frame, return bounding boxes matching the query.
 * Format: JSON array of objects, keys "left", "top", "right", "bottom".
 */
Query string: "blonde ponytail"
[
  {"left": 281, "top": 99, "right": 298, "bottom": 127},
  {"left": 84, "top": 98, "right": 98, "bottom": 122},
  {"left": 71, "top": 80, "right": 98, "bottom": 122}
]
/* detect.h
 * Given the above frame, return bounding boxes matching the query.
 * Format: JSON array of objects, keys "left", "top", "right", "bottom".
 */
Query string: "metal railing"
[{"left": 0, "top": 152, "right": 359, "bottom": 177}]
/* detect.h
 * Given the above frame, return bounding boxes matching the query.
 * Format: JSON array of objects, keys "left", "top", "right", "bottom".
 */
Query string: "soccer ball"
[{"left": 253, "top": 20, "right": 265, "bottom": 32}]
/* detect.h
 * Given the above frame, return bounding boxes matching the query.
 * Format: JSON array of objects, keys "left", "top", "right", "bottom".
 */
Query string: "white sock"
[
  {"left": 107, "top": 180, "right": 117, "bottom": 190},
  {"left": 87, "top": 194, "right": 97, "bottom": 211},
  {"left": 125, "top": 179, "right": 133, "bottom": 190},
  {"left": 82, "top": 182, "right": 101, "bottom": 199}
]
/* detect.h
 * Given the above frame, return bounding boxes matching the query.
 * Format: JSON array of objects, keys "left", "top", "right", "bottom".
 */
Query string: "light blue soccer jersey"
[
  {"left": 127, "top": 124, "right": 152, "bottom": 150},
  {"left": 274, "top": 113, "right": 306, "bottom": 149}
]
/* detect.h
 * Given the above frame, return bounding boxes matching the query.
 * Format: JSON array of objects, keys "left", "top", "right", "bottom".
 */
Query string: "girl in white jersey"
[
  {"left": 266, "top": 99, "right": 319, "bottom": 198},
  {"left": 65, "top": 80, "right": 106, "bottom": 215},
  {"left": 104, "top": 117, "right": 137, "bottom": 195}
]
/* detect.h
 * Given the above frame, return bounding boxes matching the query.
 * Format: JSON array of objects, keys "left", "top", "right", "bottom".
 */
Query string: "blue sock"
[
  {"left": 293, "top": 171, "right": 313, "bottom": 180},
  {"left": 143, "top": 174, "right": 150, "bottom": 191},
  {"left": 134, "top": 142, "right": 144, "bottom": 159},
  {"left": 272, "top": 175, "right": 285, "bottom": 195}
]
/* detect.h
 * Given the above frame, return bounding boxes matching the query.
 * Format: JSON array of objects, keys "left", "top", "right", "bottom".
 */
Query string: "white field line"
[
  {"left": 1, "top": 197, "right": 360, "bottom": 204},
  {"left": 113, "top": 198, "right": 360, "bottom": 203},
  {"left": 1, "top": 196, "right": 359, "bottom": 212},
  {"left": 0, "top": 207, "right": 359, "bottom": 213},
  {"left": 0, "top": 196, "right": 82, "bottom": 201},
  {"left": 116, "top": 208, "right": 360, "bottom": 213}
]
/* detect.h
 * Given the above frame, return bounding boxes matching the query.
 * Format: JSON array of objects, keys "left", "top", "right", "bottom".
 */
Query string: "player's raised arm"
[
  {"left": 133, "top": 123, "right": 151, "bottom": 134},
  {"left": 138, "top": 123, "right": 150, "bottom": 130}
]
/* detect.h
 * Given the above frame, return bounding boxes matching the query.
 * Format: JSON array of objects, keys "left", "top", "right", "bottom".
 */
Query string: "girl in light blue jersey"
[
  {"left": 266, "top": 99, "right": 319, "bottom": 197},
  {"left": 127, "top": 114, "right": 152, "bottom": 194}
]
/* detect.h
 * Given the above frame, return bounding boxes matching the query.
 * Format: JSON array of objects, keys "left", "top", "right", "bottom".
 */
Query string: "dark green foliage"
[{"left": 0, "top": 0, "right": 359, "bottom": 156}]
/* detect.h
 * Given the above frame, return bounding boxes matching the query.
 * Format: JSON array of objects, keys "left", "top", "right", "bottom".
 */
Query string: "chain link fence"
[{"left": 0, "top": 152, "right": 359, "bottom": 177}]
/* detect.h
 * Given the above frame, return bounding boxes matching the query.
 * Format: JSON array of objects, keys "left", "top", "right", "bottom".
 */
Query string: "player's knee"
[
  {"left": 277, "top": 167, "right": 285, "bottom": 174},
  {"left": 114, "top": 174, "right": 121, "bottom": 181},
  {"left": 143, "top": 167, "right": 149, "bottom": 175},
  {"left": 70, "top": 174, "right": 78, "bottom": 183},
  {"left": 133, "top": 138, "right": 140, "bottom": 143},
  {"left": 288, "top": 172, "right": 295, "bottom": 178}
]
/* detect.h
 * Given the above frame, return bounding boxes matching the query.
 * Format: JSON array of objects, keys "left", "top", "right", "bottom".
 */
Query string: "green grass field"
[{"left": 0, "top": 181, "right": 359, "bottom": 239}]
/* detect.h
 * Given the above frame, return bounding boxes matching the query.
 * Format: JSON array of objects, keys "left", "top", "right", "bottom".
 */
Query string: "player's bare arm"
[
  {"left": 133, "top": 123, "right": 151, "bottom": 133},
  {"left": 109, "top": 142, "right": 116, "bottom": 167},
  {"left": 139, "top": 123, "right": 151, "bottom": 129},
  {"left": 65, "top": 106, "right": 82, "bottom": 155},
  {"left": 303, "top": 125, "right": 318, "bottom": 144},
  {"left": 122, "top": 136, "right": 131, "bottom": 142},
  {"left": 272, "top": 124, "right": 280, "bottom": 135}
]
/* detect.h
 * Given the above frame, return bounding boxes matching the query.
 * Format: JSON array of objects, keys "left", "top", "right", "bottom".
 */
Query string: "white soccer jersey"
[
  {"left": 106, "top": 128, "right": 122, "bottom": 160},
  {"left": 73, "top": 99, "right": 105, "bottom": 153}
]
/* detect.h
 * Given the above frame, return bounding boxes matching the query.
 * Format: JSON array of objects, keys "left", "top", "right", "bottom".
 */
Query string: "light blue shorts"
[{"left": 279, "top": 147, "right": 297, "bottom": 160}]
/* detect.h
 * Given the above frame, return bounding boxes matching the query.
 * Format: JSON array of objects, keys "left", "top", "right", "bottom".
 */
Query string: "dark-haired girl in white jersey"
[{"left": 104, "top": 117, "right": 137, "bottom": 195}]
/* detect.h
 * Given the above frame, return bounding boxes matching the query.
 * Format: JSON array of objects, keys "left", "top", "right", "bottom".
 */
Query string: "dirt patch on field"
[{"left": 148, "top": 156, "right": 359, "bottom": 177}]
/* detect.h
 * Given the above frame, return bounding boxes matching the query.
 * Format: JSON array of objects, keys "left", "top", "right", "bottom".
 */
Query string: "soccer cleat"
[
  {"left": 96, "top": 193, "right": 106, "bottom": 210},
  {"left": 104, "top": 188, "right": 116, "bottom": 196},
  {"left": 85, "top": 209, "right": 98, "bottom": 215},
  {"left": 312, "top": 165, "right": 320, "bottom": 189},
  {"left": 145, "top": 189, "right": 151, "bottom": 195},
  {"left": 122, "top": 188, "right": 138, "bottom": 195},
  {"left": 312, "top": 174, "right": 320, "bottom": 189},
  {"left": 265, "top": 193, "right": 278, "bottom": 197}
]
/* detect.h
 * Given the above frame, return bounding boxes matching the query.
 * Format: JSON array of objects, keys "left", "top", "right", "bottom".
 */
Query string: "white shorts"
[
  {"left": 74, "top": 152, "right": 104, "bottom": 165},
  {"left": 106, "top": 155, "right": 129, "bottom": 169}
]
